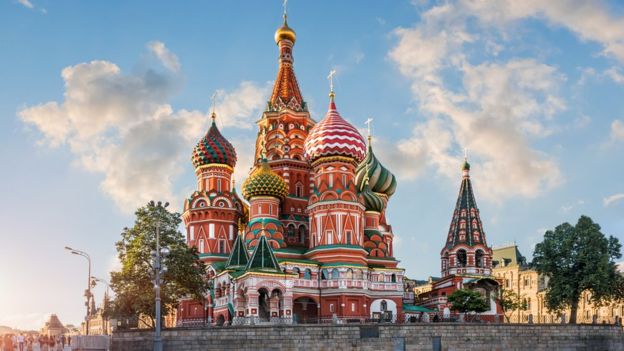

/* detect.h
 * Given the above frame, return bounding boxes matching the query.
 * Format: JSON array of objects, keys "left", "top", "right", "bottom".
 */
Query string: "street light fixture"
[
  {"left": 151, "top": 201, "right": 170, "bottom": 351},
  {"left": 65, "top": 246, "right": 92, "bottom": 335}
]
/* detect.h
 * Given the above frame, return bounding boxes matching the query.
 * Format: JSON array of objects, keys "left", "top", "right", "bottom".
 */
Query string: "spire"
[
  {"left": 462, "top": 148, "right": 470, "bottom": 177},
  {"left": 365, "top": 117, "right": 373, "bottom": 145},
  {"left": 445, "top": 158, "right": 487, "bottom": 249},
  {"left": 270, "top": 6, "right": 304, "bottom": 112},
  {"left": 210, "top": 92, "right": 217, "bottom": 123},
  {"left": 246, "top": 225, "right": 281, "bottom": 273},
  {"left": 225, "top": 230, "right": 249, "bottom": 270}
]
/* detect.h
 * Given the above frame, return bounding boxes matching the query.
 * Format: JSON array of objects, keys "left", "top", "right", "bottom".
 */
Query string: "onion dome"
[
  {"left": 361, "top": 186, "right": 385, "bottom": 213},
  {"left": 304, "top": 96, "right": 366, "bottom": 164},
  {"left": 275, "top": 16, "right": 296, "bottom": 44},
  {"left": 191, "top": 114, "right": 237, "bottom": 168},
  {"left": 355, "top": 143, "right": 397, "bottom": 197},
  {"left": 242, "top": 159, "right": 288, "bottom": 200}
]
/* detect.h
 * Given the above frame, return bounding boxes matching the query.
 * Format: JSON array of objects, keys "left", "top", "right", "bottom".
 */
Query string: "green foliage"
[
  {"left": 532, "top": 215, "right": 623, "bottom": 324},
  {"left": 448, "top": 289, "right": 489, "bottom": 313},
  {"left": 498, "top": 288, "right": 528, "bottom": 322},
  {"left": 108, "top": 202, "right": 208, "bottom": 327}
]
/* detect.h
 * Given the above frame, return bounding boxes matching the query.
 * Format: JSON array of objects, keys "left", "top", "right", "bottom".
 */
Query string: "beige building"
[{"left": 492, "top": 244, "right": 622, "bottom": 324}]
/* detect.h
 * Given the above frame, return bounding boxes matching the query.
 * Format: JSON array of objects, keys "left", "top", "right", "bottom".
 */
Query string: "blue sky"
[{"left": 1, "top": 0, "right": 624, "bottom": 329}]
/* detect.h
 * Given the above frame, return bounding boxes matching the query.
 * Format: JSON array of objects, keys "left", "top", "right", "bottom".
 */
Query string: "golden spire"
[
  {"left": 328, "top": 69, "right": 336, "bottom": 101},
  {"left": 275, "top": 0, "right": 296, "bottom": 44},
  {"left": 365, "top": 117, "right": 373, "bottom": 145},
  {"left": 210, "top": 92, "right": 217, "bottom": 122}
]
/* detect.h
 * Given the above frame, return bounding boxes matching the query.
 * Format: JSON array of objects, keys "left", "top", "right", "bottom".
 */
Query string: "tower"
[
  {"left": 303, "top": 90, "right": 368, "bottom": 265},
  {"left": 183, "top": 112, "right": 244, "bottom": 264},
  {"left": 440, "top": 158, "right": 493, "bottom": 277},
  {"left": 254, "top": 13, "right": 315, "bottom": 248}
]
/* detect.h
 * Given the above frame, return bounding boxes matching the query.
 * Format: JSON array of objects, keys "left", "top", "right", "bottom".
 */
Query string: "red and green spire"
[
  {"left": 269, "top": 13, "right": 305, "bottom": 112},
  {"left": 191, "top": 113, "right": 237, "bottom": 168}
]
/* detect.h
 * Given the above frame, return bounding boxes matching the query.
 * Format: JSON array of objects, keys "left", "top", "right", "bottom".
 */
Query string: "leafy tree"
[
  {"left": 532, "top": 215, "right": 623, "bottom": 324},
  {"left": 109, "top": 201, "right": 208, "bottom": 327},
  {"left": 448, "top": 289, "right": 489, "bottom": 314},
  {"left": 498, "top": 288, "right": 527, "bottom": 322}
]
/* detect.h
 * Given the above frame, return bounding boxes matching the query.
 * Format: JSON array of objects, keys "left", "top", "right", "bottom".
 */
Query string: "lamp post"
[
  {"left": 92, "top": 276, "right": 111, "bottom": 334},
  {"left": 151, "top": 201, "right": 170, "bottom": 351},
  {"left": 65, "top": 246, "right": 92, "bottom": 335}
]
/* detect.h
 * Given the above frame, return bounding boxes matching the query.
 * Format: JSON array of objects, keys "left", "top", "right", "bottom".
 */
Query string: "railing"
[
  {"left": 176, "top": 318, "right": 210, "bottom": 328},
  {"left": 370, "top": 282, "right": 400, "bottom": 291}
]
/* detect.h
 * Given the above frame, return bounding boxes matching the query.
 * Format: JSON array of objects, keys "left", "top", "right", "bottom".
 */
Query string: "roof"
[
  {"left": 268, "top": 19, "right": 305, "bottom": 112},
  {"left": 225, "top": 234, "right": 249, "bottom": 270},
  {"left": 444, "top": 159, "right": 488, "bottom": 249},
  {"left": 355, "top": 143, "right": 397, "bottom": 197},
  {"left": 191, "top": 117, "right": 237, "bottom": 168},
  {"left": 246, "top": 234, "right": 282, "bottom": 273},
  {"left": 492, "top": 245, "right": 527, "bottom": 267},
  {"left": 403, "top": 304, "right": 435, "bottom": 313}
]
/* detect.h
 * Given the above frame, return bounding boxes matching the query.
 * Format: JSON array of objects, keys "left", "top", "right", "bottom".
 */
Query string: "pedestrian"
[
  {"left": 48, "top": 336, "right": 54, "bottom": 351},
  {"left": 17, "top": 334, "right": 25, "bottom": 351},
  {"left": 4, "top": 334, "right": 14, "bottom": 351},
  {"left": 66, "top": 336, "right": 70, "bottom": 348},
  {"left": 59, "top": 336, "right": 64, "bottom": 350},
  {"left": 26, "top": 335, "right": 33, "bottom": 351}
]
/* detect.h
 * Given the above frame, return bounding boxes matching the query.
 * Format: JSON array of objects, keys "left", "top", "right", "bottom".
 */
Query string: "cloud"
[
  {"left": 604, "top": 193, "right": 624, "bottom": 207},
  {"left": 17, "top": 0, "right": 33, "bottom": 9},
  {"left": 147, "top": 41, "right": 181, "bottom": 72},
  {"left": 605, "top": 67, "right": 624, "bottom": 84},
  {"left": 388, "top": 3, "right": 565, "bottom": 201},
  {"left": 19, "top": 44, "right": 269, "bottom": 213},
  {"left": 611, "top": 119, "right": 624, "bottom": 142},
  {"left": 0, "top": 312, "right": 49, "bottom": 330}
]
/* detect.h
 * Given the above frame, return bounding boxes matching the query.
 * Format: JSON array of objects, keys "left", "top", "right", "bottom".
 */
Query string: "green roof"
[
  {"left": 276, "top": 246, "right": 307, "bottom": 254},
  {"left": 246, "top": 234, "right": 282, "bottom": 273},
  {"left": 225, "top": 234, "right": 249, "bottom": 269},
  {"left": 403, "top": 304, "right": 434, "bottom": 313},
  {"left": 210, "top": 261, "right": 226, "bottom": 272},
  {"left": 278, "top": 258, "right": 319, "bottom": 265}
]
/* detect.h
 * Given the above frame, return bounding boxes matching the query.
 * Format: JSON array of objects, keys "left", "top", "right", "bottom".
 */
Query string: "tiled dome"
[
  {"left": 191, "top": 116, "right": 237, "bottom": 168},
  {"left": 242, "top": 159, "right": 288, "bottom": 200}
]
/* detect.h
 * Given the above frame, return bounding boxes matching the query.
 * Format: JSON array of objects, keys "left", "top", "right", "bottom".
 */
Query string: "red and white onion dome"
[{"left": 304, "top": 96, "right": 366, "bottom": 164}]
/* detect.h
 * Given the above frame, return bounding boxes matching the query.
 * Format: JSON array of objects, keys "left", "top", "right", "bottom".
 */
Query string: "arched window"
[
  {"left": 295, "top": 182, "right": 304, "bottom": 198},
  {"left": 457, "top": 249, "right": 467, "bottom": 267},
  {"left": 331, "top": 268, "right": 340, "bottom": 279},
  {"left": 299, "top": 226, "right": 306, "bottom": 244},
  {"left": 321, "top": 269, "right": 329, "bottom": 280},
  {"left": 346, "top": 268, "right": 353, "bottom": 279},
  {"left": 199, "top": 239, "right": 205, "bottom": 253},
  {"left": 293, "top": 267, "right": 300, "bottom": 277},
  {"left": 475, "top": 250, "right": 484, "bottom": 267},
  {"left": 391, "top": 274, "right": 397, "bottom": 283},
  {"left": 304, "top": 268, "right": 312, "bottom": 280},
  {"left": 287, "top": 224, "right": 295, "bottom": 237}
]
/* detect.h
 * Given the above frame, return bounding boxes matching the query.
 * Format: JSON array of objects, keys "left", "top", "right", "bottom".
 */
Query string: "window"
[
  {"left": 527, "top": 298, "right": 531, "bottom": 310},
  {"left": 288, "top": 225, "right": 295, "bottom": 237},
  {"left": 351, "top": 303, "right": 356, "bottom": 312},
  {"left": 199, "top": 239, "right": 205, "bottom": 253},
  {"left": 219, "top": 240, "right": 225, "bottom": 254},
  {"left": 229, "top": 225, "right": 234, "bottom": 241},
  {"left": 329, "top": 174, "right": 333, "bottom": 188},
  {"left": 190, "top": 226, "right": 195, "bottom": 240},
  {"left": 293, "top": 267, "right": 300, "bottom": 277},
  {"left": 346, "top": 269, "right": 353, "bottom": 279},
  {"left": 342, "top": 174, "right": 347, "bottom": 187},
  {"left": 456, "top": 249, "right": 467, "bottom": 267},
  {"left": 299, "top": 226, "right": 306, "bottom": 244},
  {"left": 209, "top": 223, "right": 215, "bottom": 238},
  {"left": 304, "top": 268, "right": 312, "bottom": 280},
  {"left": 475, "top": 250, "right": 484, "bottom": 267},
  {"left": 295, "top": 182, "right": 303, "bottom": 198},
  {"left": 326, "top": 230, "right": 333, "bottom": 245},
  {"left": 217, "top": 179, "right": 222, "bottom": 192},
  {"left": 331, "top": 268, "right": 339, "bottom": 279},
  {"left": 329, "top": 304, "right": 335, "bottom": 313},
  {"left": 321, "top": 269, "right": 329, "bottom": 280},
  {"left": 346, "top": 230, "right": 352, "bottom": 245},
  {"left": 391, "top": 274, "right": 397, "bottom": 283}
]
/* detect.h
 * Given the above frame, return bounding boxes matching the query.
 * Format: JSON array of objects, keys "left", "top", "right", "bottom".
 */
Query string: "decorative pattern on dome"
[
  {"left": 242, "top": 159, "right": 288, "bottom": 200},
  {"left": 361, "top": 186, "right": 385, "bottom": 213},
  {"left": 191, "top": 118, "right": 237, "bottom": 168},
  {"left": 304, "top": 98, "right": 366, "bottom": 164},
  {"left": 355, "top": 144, "right": 397, "bottom": 197}
]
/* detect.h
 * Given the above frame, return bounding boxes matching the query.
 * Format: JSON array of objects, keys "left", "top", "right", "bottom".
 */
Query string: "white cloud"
[
  {"left": 605, "top": 67, "right": 624, "bottom": 84},
  {"left": 19, "top": 44, "right": 269, "bottom": 213},
  {"left": 611, "top": 119, "right": 624, "bottom": 141},
  {"left": 147, "top": 41, "right": 181, "bottom": 72},
  {"left": 18, "top": 0, "right": 33, "bottom": 9},
  {"left": 604, "top": 193, "right": 624, "bottom": 207},
  {"left": 388, "top": 3, "right": 565, "bottom": 201}
]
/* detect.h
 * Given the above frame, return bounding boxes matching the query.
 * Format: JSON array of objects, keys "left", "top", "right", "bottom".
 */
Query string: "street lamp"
[
  {"left": 65, "top": 246, "right": 92, "bottom": 335},
  {"left": 151, "top": 201, "right": 170, "bottom": 351}
]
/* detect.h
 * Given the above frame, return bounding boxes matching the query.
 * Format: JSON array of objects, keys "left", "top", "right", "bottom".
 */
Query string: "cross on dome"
[
  {"left": 365, "top": 117, "right": 373, "bottom": 144},
  {"left": 328, "top": 69, "right": 336, "bottom": 98}
]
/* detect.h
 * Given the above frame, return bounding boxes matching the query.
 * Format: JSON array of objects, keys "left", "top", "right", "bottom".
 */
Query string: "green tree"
[
  {"left": 109, "top": 201, "right": 208, "bottom": 327},
  {"left": 448, "top": 289, "right": 489, "bottom": 314},
  {"left": 532, "top": 215, "right": 623, "bottom": 324},
  {"left": 498, "top": 288, "right": 527, "bottom": 322}
]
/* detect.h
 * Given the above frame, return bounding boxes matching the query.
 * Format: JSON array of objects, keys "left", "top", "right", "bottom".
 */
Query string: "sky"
[{"left": 1, "top": 0, "right": 624, "bottom": 330}]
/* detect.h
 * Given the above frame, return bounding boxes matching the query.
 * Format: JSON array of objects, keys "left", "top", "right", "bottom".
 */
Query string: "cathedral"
[{"left": 176, "top": 13, "right": 404, "bottom": 326}]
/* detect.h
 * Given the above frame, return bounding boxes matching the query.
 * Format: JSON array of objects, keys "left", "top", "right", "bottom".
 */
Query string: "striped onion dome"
[
  {"left": 355, "top": 143, "right": 397, "bottom": 197},
  {"left": 361, "top": 185, "right": 385, "bottom": 213},
  {"left": 191, "top": 115, "right": 237, "bottom": 168},
  {"left": 304, "top": 96, "right": 366, "bottom": 163},
  {"left": 242, "top": 159, "right": 288, "bottom": 200}
]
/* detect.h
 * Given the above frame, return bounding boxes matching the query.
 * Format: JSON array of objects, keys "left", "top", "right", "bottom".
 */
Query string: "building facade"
[
  {"left": 417, "top": 160, "right": 503, "bottom": 321},
  {"left": 177, "top": 13, "right": 404, "bottom": 326}
]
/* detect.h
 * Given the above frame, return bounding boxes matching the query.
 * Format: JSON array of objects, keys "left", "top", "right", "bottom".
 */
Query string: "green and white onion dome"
[
  {"left": 355, "top": 144, "right": 397, "bottom": 197},
  {"left": 361, "top": 185, "right": 385, "bottom": 213}
]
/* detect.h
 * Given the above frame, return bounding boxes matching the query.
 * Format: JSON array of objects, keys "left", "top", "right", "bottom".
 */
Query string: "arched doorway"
[
  {"left": 293, "top": 297, "right": 318, "bottom": 324},
  {"left": 258, "top": 288, "right": 270, "bottom": 321},
  {"left": 216, "top": 314, "right": 225, "bottom": 326}
]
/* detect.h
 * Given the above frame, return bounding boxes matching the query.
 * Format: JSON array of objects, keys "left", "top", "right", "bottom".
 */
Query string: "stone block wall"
[{"left": 112, "top": 323, "right": 624, "bottom": 351}]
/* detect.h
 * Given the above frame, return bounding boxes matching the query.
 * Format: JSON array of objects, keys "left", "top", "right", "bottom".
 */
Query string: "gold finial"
[
  {"left": 283, "top": 0, "right": 288, "bottom": 21},
  {"left": 328, "top": 69, "right": 336, "bottom": 100},
  {"left": 275, "top": 0, "right": 296, "bottom": 44},
  {"left": 365, "top": 117, "right": 373, "bottom": 145}
]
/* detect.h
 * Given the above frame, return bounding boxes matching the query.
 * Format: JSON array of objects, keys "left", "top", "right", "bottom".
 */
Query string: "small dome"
[
  {"left": 191, "top": 116, "right": 237, "bottom": 168},
  {"left": 355, "top": 144, "right": 397, "bottom": 197},
  {"left": 242, "top": 159, "right": 288, "bottom": 200},
  {"left": 462, "top": 159, "right": 470, "bottom": 171},
  {"left": 361, "top": 186, "right": 385, "bottom": 213},
  {"left": 304, "top": 97, "right": 366, "bottom": 164},
  {"left": 275, "top": 18, "right": 296, "bottom": 44}
]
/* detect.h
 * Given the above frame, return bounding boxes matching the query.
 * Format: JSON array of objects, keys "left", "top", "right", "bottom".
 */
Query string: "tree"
[
  {"left": 498, "top": 288, "right": 527, "bottom": 322},
  {"left": 532, "top": 215, "right": 624, "bottom": 324},
  {"left": 448, "top": 289, "right": 489, "bottom": 314},
  {"left": 109, "top": 201, "right": 209, "bottom": 328}
]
